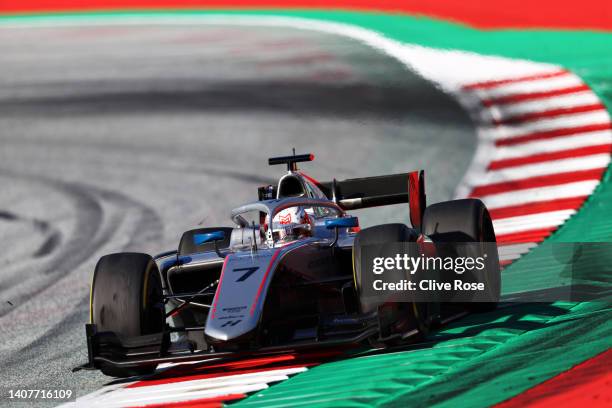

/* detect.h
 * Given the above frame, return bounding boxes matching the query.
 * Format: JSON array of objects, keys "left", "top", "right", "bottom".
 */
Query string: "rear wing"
[{"left": 315, "top": 170, "right": 426, "bottom": 229}]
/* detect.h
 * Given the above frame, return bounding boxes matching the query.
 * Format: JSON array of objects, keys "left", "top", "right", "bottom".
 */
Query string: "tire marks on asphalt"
[{"left": 0, "top": 173, "right": 164, "bottom": 392}]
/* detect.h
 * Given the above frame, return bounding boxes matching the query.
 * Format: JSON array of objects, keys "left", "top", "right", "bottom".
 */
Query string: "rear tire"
[
  {"left": 422, "top": 199, "right": 500, "bottom": 312},
  {"left": 90, "top": 253, "right": 164, "bottom": 377}
]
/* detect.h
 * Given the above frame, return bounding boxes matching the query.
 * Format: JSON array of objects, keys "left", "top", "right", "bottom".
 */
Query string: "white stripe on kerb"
[
  {"left": 88, "top": 383, "right": 269, "bottom": 408},
  {"left": 492, "top": 210, "right": 576, "bottom": 235},
  {"left": 467, "top": 154, "right": 610, "bottom": 187},
  {"left": 498, "top": 243, "right": 538, "bottom": 260},
  {"left": 487, "top": 111, "right": 610, "bottom": 140},
  {"left": 469, "top": 74, "right": 581, "bottom": 99},
  {"left": 70, "top": 368, "right": 307, "bottom": 407},
  {"left": 487, "top": 92, "right": 599, "bottom": 121},
  {"left": 493, "top": 131, "right": 612, "bottom": 160},
  {"left": 479, "top": 180, "right": 599, "bottom": 209},
  {"left": 103, "top": 367, "right": 307, "bottom": 398}
]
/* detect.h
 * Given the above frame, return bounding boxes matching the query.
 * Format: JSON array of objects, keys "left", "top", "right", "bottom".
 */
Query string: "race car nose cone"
[{"left": 204, "top": 327, "right": 229, "bottom": 342}]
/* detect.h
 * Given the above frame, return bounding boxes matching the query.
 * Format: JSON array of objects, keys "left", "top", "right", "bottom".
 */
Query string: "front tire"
[
  {"left": 90, "top": 253, "right": 164, "bottom": 377},
  {"left": 353, "top": 224, "right": 430, "bottom": 347}
]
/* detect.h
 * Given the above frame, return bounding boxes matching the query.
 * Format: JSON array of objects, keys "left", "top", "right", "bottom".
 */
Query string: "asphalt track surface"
[{"left": 0, "top": 24, "right": 475, "bottom": 401}]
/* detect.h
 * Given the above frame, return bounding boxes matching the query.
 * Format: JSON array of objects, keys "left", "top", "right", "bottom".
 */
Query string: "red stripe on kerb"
[
  {"left": 494, "top": 349, "right": 612, "bottom": 408},
  {"left": 489, "top": 144, "right": 612, "bottom": 170},
  {"left": 129, "top": 354, "right": 303, "bottom": 387},
  {"left": 488, "top": 196, "right": 587, "bottom": 219},
  {"left": 495, "top": 123, "right": 612, "bottom": 146},
  {"left": 210, "top": 255, "right": 230, "bottom": 319},
  {"left": 482, "top": 85, "right": 590, "bottom": 106},
  {"left": 127, "top": 393, "right": 246, "bottom": 408},
  {"left": 495, "top": 228, "right": 556, "bottom": 244},
  {"left": 493, "top": 103, "right": 605, "bottom": 125},
  {"left": 250, "top": 248, "right": 281, "bottom": 316},
  {"left": 470, "top": 168, "right": 605, "bottom": 197},
  {"left": 463, "top": 70, "right": 568, "bottom": 90},
  {"left": 131, "top": 363, "right": 309, "bottom": 388},
  {"left": 129, "top": 348, "right": 344, "bottom": 392}
]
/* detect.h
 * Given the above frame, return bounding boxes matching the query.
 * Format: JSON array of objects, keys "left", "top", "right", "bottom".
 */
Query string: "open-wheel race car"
[{"left": 76, "top": 153, "right": 500, "bottom": 377}]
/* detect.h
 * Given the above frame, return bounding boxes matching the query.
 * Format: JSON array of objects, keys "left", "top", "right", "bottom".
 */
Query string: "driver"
[{"left": 269, "top": 206, "right": 313, "bottom": 242}]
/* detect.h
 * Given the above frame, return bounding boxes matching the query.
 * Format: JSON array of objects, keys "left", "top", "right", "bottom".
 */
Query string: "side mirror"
[
  {"left": 325, "top": 216, "right": 358, "bottom": 248},
  {"left": 193, "top": 231, "right": 226, "bottom": 246},
  {"left": 325, "top": 216, "right": 358, "bottom": 230}
]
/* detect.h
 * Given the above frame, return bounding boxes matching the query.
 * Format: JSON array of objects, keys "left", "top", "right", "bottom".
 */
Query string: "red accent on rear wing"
[{"left": 409, "top": 170, "right": 426, "bottom": 229}]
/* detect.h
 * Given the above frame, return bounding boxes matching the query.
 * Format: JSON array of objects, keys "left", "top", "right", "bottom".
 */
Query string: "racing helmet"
[{"left": 270, "top": 206, "right": 313, "bottom": 241}]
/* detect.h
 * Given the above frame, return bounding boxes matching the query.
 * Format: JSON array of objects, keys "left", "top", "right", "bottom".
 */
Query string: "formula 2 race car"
[{"left": 76, "top": 152, "right": 500, "bottom": 377}]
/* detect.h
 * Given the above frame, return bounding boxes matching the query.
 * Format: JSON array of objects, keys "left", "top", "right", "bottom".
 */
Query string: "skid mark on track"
[
  {"left": 0, "top": 208, "right": 63, "bottom": 257},
  {"left": 0, "top": 173, "right": 165, "bottom": 392},
  {"left": 0, "top": 170, "right": 103, "bottom": 319},
  {"left": 0, "top": 171, "right": 164, "bottom": 318}
]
